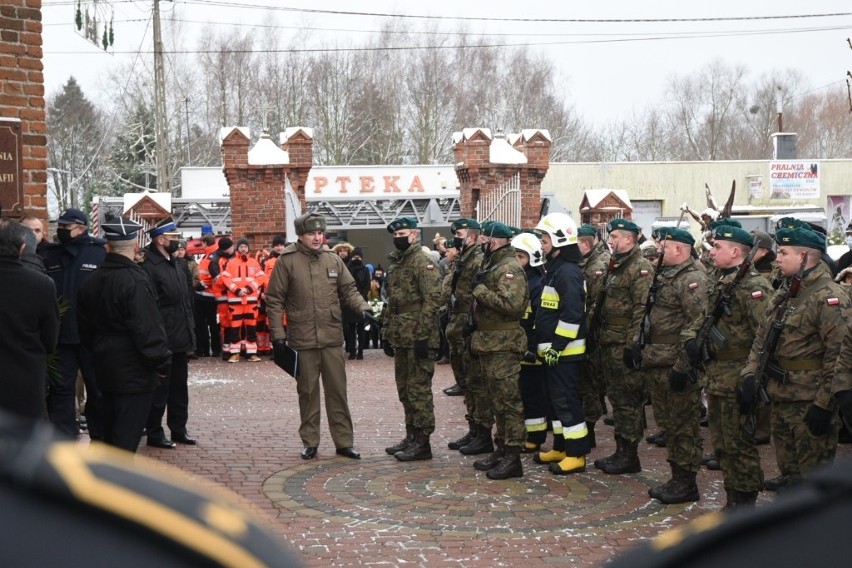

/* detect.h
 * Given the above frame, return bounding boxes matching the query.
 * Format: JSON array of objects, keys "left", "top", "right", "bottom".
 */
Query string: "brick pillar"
[
  {"left": 0, "top": 0, "right": 46, "bottom": 224},
  {"left": 281, "top": 127, "right": 313, "bottom": 210}
]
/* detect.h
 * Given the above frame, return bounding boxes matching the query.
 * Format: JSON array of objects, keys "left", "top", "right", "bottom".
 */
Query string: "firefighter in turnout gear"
[{"left": 220, "top": 238, "right": 267, "bottom": 362}]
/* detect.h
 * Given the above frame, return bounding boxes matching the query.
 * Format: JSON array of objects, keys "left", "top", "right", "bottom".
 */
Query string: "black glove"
[
  {"left": 737, "top": 374, "right": 758, "bottom": 415},
  {"left": 414, "top": 339, "right": 429, "bottom": 360},
  {"left": 837, "top": 390, "right": 852, "bottom": 431},
  {"left": 522, "top": 351, "right": 538, "bottom": 364},
  {"left": 156, "top": 361, "right": 172, "bottom": 379},
  {"left": 684, "top": 339, "right": 703, "bottom": 365},
  {"left": 668, "top": 369, "right": 691, "bottom": 393},
  {"left": 383, "top": 341, "right": 395, "bottom": 358},
  {"left": 804, "top": 404, "right": 832, "bottom": 436},
  {"left": 630, "top": 341, "right": 642, "bottom": 369},
  {"left": 622, "top": 347, "right": 634, "bottom": 369},
  {"left": 471, "top": 270, "right": 486, "bottom": 289}
]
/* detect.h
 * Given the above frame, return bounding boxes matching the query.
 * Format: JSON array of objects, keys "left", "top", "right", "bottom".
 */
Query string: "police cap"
[
  {"left": 387, "top": 217, "right": 417, "bottom": 233},
  {"left": 102, "top": 217, "right": 144, "bottom": 241},
  {"left": 712, "top": 225, "right": 753, "bottom": 247},
  {"left": 775, "top": 227, "right": 826, "bottom": 252},
  {"left": 607, "top": 218, "right": 640, "bottom": 234},
  {"left": 148, "top": 217, "right": 179, "bottom": 239},
  {"left": 57, "top": 207, "right": 88, "bottom": 226},
  {"left": 294, "top": 213, "right": 327, "bottom": 236},
  {"left": 450, "top": 218, "right": 480, "bottom": 232}
]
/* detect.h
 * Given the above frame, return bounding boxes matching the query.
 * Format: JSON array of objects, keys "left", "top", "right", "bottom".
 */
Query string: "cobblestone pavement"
[{"left": 128, "top": 349, "right": 851, "bottom": 567}]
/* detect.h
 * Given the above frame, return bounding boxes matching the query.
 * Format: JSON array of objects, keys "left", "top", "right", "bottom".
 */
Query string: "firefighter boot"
[
  {"left": 474, "top": 441, "right": 505, "bottom": 471},
  {"left": 459, "top": 425, "right": 494, "bottom": 456},
  {"left": 394, "top": 431, "right": 432, "bottom": 462},
  {"left": 533, "top": 449, "right": 566, "bottom": 464},
  {"left": 594, "top": 436, "right": 641, "bottom": 474},
  {"left": 448, "top": 420, "right": 476, "bottom": 450},
  {"left": 385, "top": 425, "right": 415, "bottom": 455},
  {"left": 486, "top": 446, "right": 523, "bottom": 480},
  {"left": 548, "top": 455, "right": 587, "bottom": 475},
  {"left": 655, "top": 462, "right": 700, "bottom": 504}
]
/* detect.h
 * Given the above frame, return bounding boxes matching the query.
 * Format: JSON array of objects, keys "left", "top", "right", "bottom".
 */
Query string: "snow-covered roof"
[
  {"left": 462, "top": 127, "right": 492, "bottom": 141},
  {"left": 507, "top": 133, "right": 521, "bottom": 145},
  {"left": 583, "top": 188, "right": 632, "bottom": 209},
  {"left": 219, "top": 126, "right": 250, "bottom": 145},
  {"left": 248, "top": 135, "right": 289, "bottom": 166},
  {"left": 452, "top": 131, "right": 463, "bottom": 145},
  {"left": 123, "top": 189, "right": 171, "bottom": 213},
  {"left": 489, "top": 136, "right": 527, "bottom": 165},
  {"left": 280, "top": 127, "right": 313, "bottom": 143},
  {"left": 521, "top": 129, "right": 552, "bottom": 143}
]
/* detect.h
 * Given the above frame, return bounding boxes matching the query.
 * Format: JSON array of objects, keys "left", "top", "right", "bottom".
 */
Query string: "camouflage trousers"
[
  {"left": 770, "top": 399, "right": 840, "bottom": 479},
  {"left": 456, "top": 345, "right": 494, "bottom": 430},
  {"left": 449, "top": 340, "right": 476, "bottom": 422},
  {"left": 600, "top": 344, "right": 645, "bottom": 445},
  {"left": 578, "top": 347, "right": 605, "bottom": 424},
  {"left": 393, "top": 347, "right": 436, "bottom": 434},
  {"left": 476, "top": 352, "right": 525, "bottom": 446},
  {"left": 644, "top": 366, "right": 703, "bottom": 472},
  {"left": 644, "top": 363, "right": 669, "bottom": 435},
  {"left": 707, "top": 393, "right": 763, "bottom": 492}
]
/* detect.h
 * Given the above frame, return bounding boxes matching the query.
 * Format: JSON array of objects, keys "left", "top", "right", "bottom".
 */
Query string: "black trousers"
[
  {"left": 194, "top": 296, "right": 220, "bottom": 356},
  {"left": 103, "top": 391, "right": 153, "bottom": 453},
  {"left": 146, "top": 352, "right": 189, "bottom": 440},
  {"left": 545, "top": 359, "right": 592, "bottom": 457},
  {"left": 48, "top": 344, "right": 103, "bottom": 440}
]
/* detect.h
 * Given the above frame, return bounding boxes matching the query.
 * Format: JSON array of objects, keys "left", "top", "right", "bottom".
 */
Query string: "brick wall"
[{"left": 0, "top": 0, "right": 46, "bottom": 221}]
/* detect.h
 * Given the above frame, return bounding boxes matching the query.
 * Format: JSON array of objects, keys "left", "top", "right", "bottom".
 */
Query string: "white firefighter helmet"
[
  {"left": 511, "top": 232, "right": 544, "bottom": 267},
  {"left": 535, "top": 212, "right": 578, "bottom": 247}
]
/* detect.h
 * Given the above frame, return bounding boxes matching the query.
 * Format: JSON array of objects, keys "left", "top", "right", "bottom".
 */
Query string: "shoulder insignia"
[
  {"left": 827, "top": 297, "right": 840, "bottom": 306},
  {"left": 426, "top": 264, "right": 435, "bottom": 270},
  {"left": 688, "top": 282, "right": 699, "bottom": 290},
  {"left": 751, "top": 290, "right": 765, "bottom": 300},
  {"left": 505, "top": 272, "right": 514, "bottom": 280},
  {"left": 640, "top": 270, "right": 649, "bottom": 276}
]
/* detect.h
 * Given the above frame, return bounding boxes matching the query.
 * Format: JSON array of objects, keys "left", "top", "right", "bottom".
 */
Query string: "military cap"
[
  {"left": 658, "top": 226, "right": 695, "bottom": 246},
  {"left": 750, "top": 229, "right": 774, "bottom": 250},
  {"left": 271, "top": 234, "right": 287, "bottom": 247},
  {"left": 479, "top": 220, "right": 494, "bottom": 236},
  {"left": 775, "top": 227, "right": 826, "bottom": 252},
  {"left": 713, "top": 225, "right": 753, "bottom": 247},
  {"left": 578, "top": 224, "right": 598, "bottom": 238},
  {"left": 450, "top": 218, "right": 480, "bottom": 232},
  {"left": 101, "top": 217, "right": 143, "bottom": 241},
  {"left": 57, "top": 207, "right": 88, "bottom": 226},
  {"left": 387, "top": 217, "right": 417, "bottom": 233},
  {"left": 607, "top": 218, "right": 640, "bottom": 234},
  {"left": 482, "top": 221, "right": 513, "bottom": 239},
  {"left": 148, "top": 218, "right": 179, "bottom": 238},
  {"left": 294, "top": 213, "right": 327, "bottom": 235},
  {"left": 508, "top": 226, "right": 522, "bottom": 237},
  {"left": 708, "top": 217, "right": 742, "bottom": 230},
  {"left": 444, "top": 239, "right": 457, "bottom": 250},
  {"left": 776, "top": 216, "right": 810, "bottom": 231}
]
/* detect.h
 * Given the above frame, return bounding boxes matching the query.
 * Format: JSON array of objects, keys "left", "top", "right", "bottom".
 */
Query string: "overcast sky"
[{"left": 41, "top": 1, "right": 852, "bottom": 127}]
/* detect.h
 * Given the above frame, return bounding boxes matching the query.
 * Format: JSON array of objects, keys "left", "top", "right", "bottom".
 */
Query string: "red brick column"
[
  {"left": 281, "top": 128, "right": 313, "bottom": 211},
  {"left": 0, "top": 0, "right": 46, "bottom": 223}
]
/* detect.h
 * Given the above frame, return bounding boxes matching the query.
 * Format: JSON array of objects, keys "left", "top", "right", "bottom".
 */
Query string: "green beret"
[
  {"left": 387, "top": 217, "right": 418, "bottom": 233},
  {"left": 708, "top": 217, "right": 742, "bottom": 230},
  {"left": 450, "top": 217, "right": 481, "bottom": 232},
  {"left": 508, "top": 226, "right": 522, "bottom": 237},
  {"left": 607, "top": 218, "right": 640, "bottom": 234},
  {"left": 713, "top": 225, "right": 753, "bottom": 247},
  {"left": 294, "top": 213, "right": 326, "bottom": 235},
  {"left": 482, "top": 221, "right": 513, "bottom": 239},
  {"left": 578, "top": 224, "right": 598, "bottom": 238},
  {"left": 522, "top": 228, "right": 543, "bottom": 238},
  {"left": 776, "top": 217, "right": 810, "bottom": 231},
  {"left": 775, "top": 227, "right": 826, "bottom": 252},
  {"left": 658, "top": 226, "right": 695, "bottom": 246}
]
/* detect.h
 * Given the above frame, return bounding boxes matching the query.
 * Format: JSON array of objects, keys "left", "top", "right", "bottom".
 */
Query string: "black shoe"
[
  {"left": 301, "top": 447, "right": 318, "bottom": 460},
  {"left": 173, "top": 433, "right": 198, "bottom": 445},
  {"left": 356, "top": 353, "right": 364, "bottom": 360},
  {"left": 348, "top": 353, "right": 356, "bottom": 360},
  {"left": 148, "top": 437, "right": 176, "bottom": 449},
  {"left": 443, "top": 384, "right": 464, "bottom": 396},
  {"left": 336, "top": 447, "right": 361, "bottom": 459}
]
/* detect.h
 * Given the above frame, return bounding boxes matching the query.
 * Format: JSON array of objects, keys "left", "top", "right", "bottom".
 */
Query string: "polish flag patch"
[
  {"left": 751, "top": 290, "right": 764, "bottom": 300},
  {"left": 688, "top": 282, "right": 699, "bottom": 290},
  {"left": 640, "top": 270, "right": 649, "bottom": 276},
  {"left": 505, "top": 273, "right": 515, "bottom": 280},
  {"left": 595, "top": 270, "right": 604, "bottom": 276},
  {"left": 426, "top": 264, "right": 435, "bottom": 270},
  {"left": 827, "top": 297, "right": 840, "bottom": 306}
]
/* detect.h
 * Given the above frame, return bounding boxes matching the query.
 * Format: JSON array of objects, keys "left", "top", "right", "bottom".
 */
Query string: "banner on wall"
[{"left": 768, "top": 160, "right": 820, "bottom": 199}]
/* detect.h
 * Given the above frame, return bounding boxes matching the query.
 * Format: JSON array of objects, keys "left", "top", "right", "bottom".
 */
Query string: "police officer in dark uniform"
[
  {"left": 43, "top": 207, "right": 107, "bottom": 440},
  {"left": 141, "top": 218, "right": 197, "bottom": 449},
  {"left": 78, "top": 218, "right": 172, "bottom": 453}
]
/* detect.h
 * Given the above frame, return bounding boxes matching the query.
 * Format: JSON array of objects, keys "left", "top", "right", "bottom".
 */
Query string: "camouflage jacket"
[
  {"left": 470, "top": 245, "right": 528, "bottom": 355},
  {"left": 444, "top": 244, "right": 484, "bottom": 344},
  {"left": 580, "top": 241, "right": 611, "bottom": 318},
  {"left": 599, "top": 245, "right": 654, "bottom": 348},
  {"left": 535, "top": 253, "right": 586, "bottom": 361},
  {"left": 680, "top": 266, "right": 772, "bottom": 393},
  {"left": 640, "top": 257, "right": 710, "bottom": 369},
  {"left": 744, "top": 263, "right": 851, "bottom": 407},
  {"left": 384, "top": 242, "right": 443, "bottom": 349}
]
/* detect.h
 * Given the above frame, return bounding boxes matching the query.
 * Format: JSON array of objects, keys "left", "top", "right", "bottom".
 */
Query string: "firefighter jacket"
[{"left": 535, "top": 252, "right": 587, "bottom": 361}]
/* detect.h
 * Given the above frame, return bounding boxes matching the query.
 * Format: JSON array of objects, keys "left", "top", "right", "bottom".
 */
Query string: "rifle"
[
  {"left": 743, "top": 252, "right": 807, "bottom": 436},
  {"left": 588, "top": 250, "right": 617, "bottom": 351}
]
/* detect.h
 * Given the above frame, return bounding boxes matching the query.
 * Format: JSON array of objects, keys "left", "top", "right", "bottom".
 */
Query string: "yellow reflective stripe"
[
  {"left": 525, "top": 417, "right": 548, "bottom": 432},
  {"left": 541, "top": 285, "right": 559, "bottom": 310},
  {"left": 522, "top": 305, "right": 532, "bottom": 320},
  {"left": 552, "top": 420, "right": 563, "bottom": 434},
  {"left": 555, "top": 320, "right": 579, "bottom": 339},
  {"left": 563, "top": 422, "right": 589, "bottom": 440}
]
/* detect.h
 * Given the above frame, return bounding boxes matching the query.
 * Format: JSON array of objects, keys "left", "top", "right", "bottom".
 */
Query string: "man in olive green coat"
[{"left": 266, "top": 213, "right": 370, "bottom": 461}]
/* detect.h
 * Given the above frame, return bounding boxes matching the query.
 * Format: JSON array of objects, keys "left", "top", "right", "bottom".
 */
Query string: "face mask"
[
  {"left": 57, "top": 228, "right": 73, "bottom": 243},
  {"left": 481, "top": 241, "right": 493, "bottom": 256},
  {"left": 165, "top": 240, "right": 180, "bottom": 254},
  {"left": 350, "top": 258, "right": 362, "bottom": 266},
  {"left": 393, "top": 236, "right": 411, "bottom": 252},
  {"left": 453, "top": 236, "right": 464, "bottom": 250}
]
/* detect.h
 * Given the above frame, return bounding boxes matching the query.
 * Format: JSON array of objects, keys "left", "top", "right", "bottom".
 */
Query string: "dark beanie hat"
[
  {"left": 236, "top": 237, "right": 250, "bottom": 248},
  {"left": 352, "top": 247, "right": 363, "bottom": 258},
  {"left": 218, "top": 237, "right": 234, "bottom": 251},
  {"left": 272, "top": 234, "right": 286, "bottom": 247}
]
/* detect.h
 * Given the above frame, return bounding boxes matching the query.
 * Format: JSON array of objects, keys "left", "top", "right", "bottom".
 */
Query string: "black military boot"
[
  {"left": 654, "top": 463, "right": 700, "bottom": 504},
  {"left": 722, "top": 489, "right": 758, "bottom": 511},
  {"left": 385, "top": 425, "right": 415, "bottom": 455},
  {"left": 486, "top": 446, "right": 523, "bottom": 480},
  {"left": 459, "top": 425, "right": 494, "bottom": 456},
  {"left": 473, "top": 441, "right": 505, "bottom": 471},
  {"left": 645, "top": 430, "right": 667, "bottom": 447},
  {"left": 448, "top": 420, "right": 476, "bottom": 450},
  {"left": 594, "top": 436, "right": 641, "bottom": 474},
  {"left": 394, "top": 430, "right": 432, "bottom": 461}
]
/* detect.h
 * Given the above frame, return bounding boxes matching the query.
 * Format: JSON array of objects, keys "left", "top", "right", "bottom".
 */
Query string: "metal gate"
[{"left": 476, "top": 173, "right": 521, "bottom": 227}]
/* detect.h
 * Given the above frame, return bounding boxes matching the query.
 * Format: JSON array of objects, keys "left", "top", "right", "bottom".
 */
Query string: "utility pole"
[
  {"left": 152, "top": 0, "right": 170, "bottom": 193},
  {"left": 185, "top": 96, "right": 192, "bottom": 165}
]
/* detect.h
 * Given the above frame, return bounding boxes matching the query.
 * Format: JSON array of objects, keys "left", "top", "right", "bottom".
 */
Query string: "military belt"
[
  {"left": 396, "top": 303, "right": 422, "bottom": 314},
  {"left": 776, "top": 358, "right": 822, "bottom": 371},
  {"left": 605, "top": 316, "right": 631, "bottom": 326},
  {"left": 476, "top": 321, "right": 519, "bottom": 332},
  {"left": 712, "top": 348, "right": 750, "bottom": 361},
  {"left": 649, "top": 334, "right": 680, "bottom": 345}
]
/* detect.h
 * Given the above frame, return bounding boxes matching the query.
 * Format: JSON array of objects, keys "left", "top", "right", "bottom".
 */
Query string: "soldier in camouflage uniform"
[
  {"left": 682, "top": 225, "right": 771, "bottom": 509},
  {"left": 467, "top": 222, "right": 529, "bottom": 479},
  {"left": 642, "top": 227, "right": 710, "bottom": 504},
  {"left": 593, "top": 219, "right": 654, "bottom": 475},
  {"left": 578, "top": 224, "right": 611, "bottom": 447},
  {"left": 383, "top": 217, "right": 443, "bottom": 461},
  {"left": 740, "top": 227, "right": 851, "bottom": 491}
]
